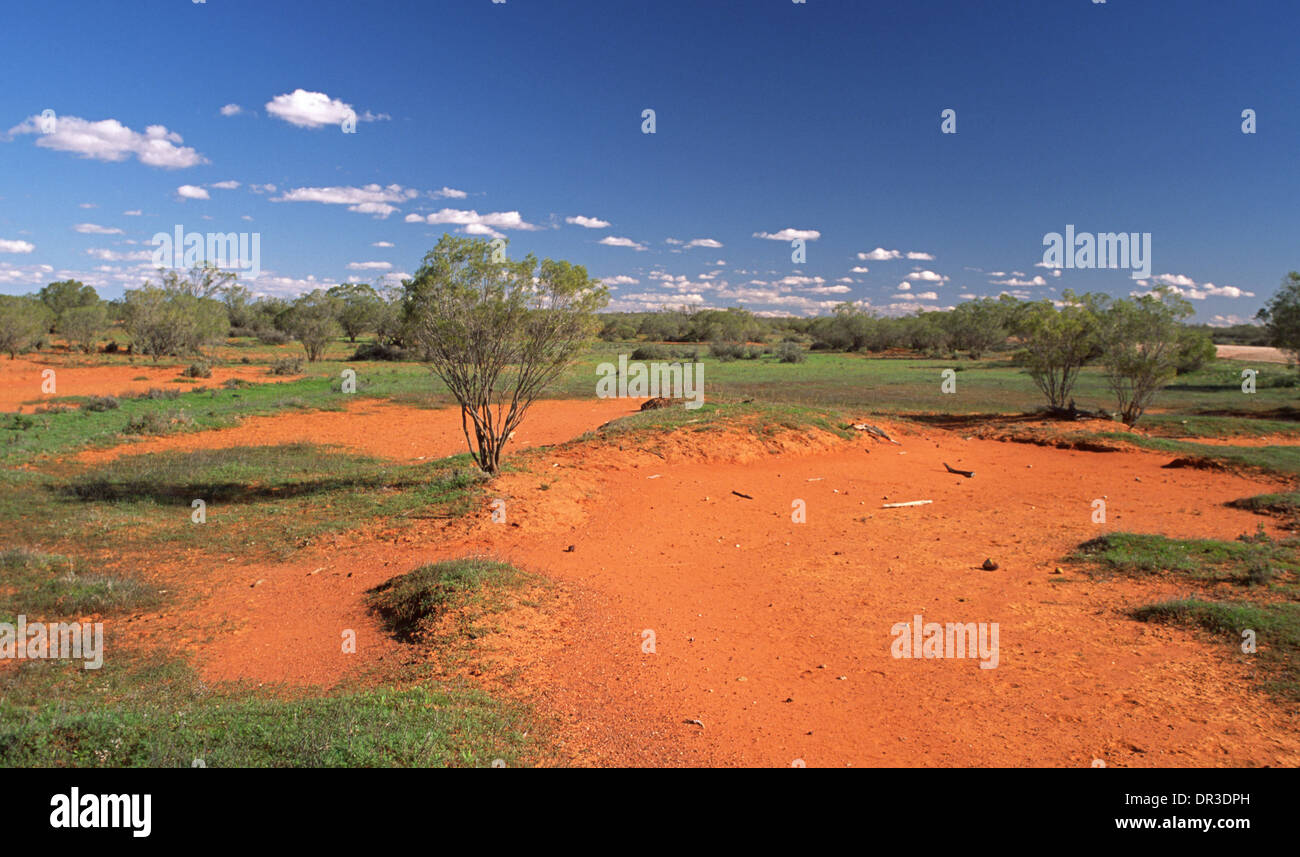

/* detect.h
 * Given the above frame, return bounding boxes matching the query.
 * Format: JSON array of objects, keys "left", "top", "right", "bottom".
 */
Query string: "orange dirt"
[
  {"left": 120, "top": 406, "right": 1300, "bottom": 767},
  {"left": 0, "top": 354, "right": 275, "bottom": 413},
  {"left": 74, "top": 397, "right": 642, "bottom": 463}
]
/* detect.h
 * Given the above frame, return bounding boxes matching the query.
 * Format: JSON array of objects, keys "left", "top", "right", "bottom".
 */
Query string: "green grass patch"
[
  {"left": 0, "top": 654, "right": 533, "bottom": 767},
  {"left": 0, "top": 445, "right": 484, "bottom": 562},
  {"left": 1070, "top": 531, "right": 1297, "bottom": 587},
  {"left": 0, "top": 548, "right": 160, "bottom": 622},
  {"left": 1131, "top": 598, "right": 1300, "bottom": 704},
  {"left": 367, "top": 557, "right": 533, "bottom": 643},
  {"left": 580, "top": 399, "right": 854, "bottom": 443}
]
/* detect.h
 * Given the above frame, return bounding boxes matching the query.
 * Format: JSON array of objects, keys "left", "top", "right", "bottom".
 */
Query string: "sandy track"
[
  {"left": 1216, "top": 345, "right": 1291, "bottom": 364},
  {"left": 115, "top": 403, "right": 1300, "bottom": 767},
  {"left": 73, "top": 397, "right": 642, "bottom": 463},
  {"left": 0, "top": 354, "right": 276, "bottom": 413}
]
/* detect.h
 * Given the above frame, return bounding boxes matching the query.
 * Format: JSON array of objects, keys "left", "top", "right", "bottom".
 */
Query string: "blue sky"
[{"left": 1, "top": 0, "right": 1296, "bottom": 322}]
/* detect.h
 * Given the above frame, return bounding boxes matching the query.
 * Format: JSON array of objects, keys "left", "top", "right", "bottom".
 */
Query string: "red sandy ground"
[
  {"left": 74, "top": 398, "right": 642, "bottom": 464},
  {"left": 0, "top": 354, "right": 275, "bottom": 413},
  {"left": 108, "top": 404, "right": 1300, "bottom": 767}
]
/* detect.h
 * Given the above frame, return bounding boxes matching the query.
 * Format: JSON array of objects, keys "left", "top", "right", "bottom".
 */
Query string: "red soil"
[
  {"left": 0, "top": 354, "right": 274, "bottom": 413},
  {"left": 114, "top": 403, "right": 1300, "bottom": 767},
  {"left": 74, "top": 398, "right": 642, "bottom": 463}
]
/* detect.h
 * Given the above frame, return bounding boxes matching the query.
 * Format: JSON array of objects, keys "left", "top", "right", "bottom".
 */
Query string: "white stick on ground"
[{"left": 881, "top": 500, "right": 932, "bottom": 508}]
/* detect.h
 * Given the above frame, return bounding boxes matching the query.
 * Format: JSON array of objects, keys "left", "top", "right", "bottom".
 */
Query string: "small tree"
[
  {"left": 1013, "top": 293, "right": 1100, "bottom": 411},
  {"left": 1256, "top": 271, "right": 1300, "bottom": 361},
  {"left": 405, "top": 235, "right": 608, "bottom": 474},
  {"left": 326, "top": 283, "right": 384, "bottom": 342},
  {"left": 0, "top": 295, "right": 52, "bottom": 358},
  {"left": 39, "top": 280, "right": 98, "bottom": 333},
  {"left": 60, "top": 302, "right": 108, "bottom": 353},
  {"left": 285, "top": 290, "right": 342, "bottom": 362},
  {"left": 1097, "top": 288, "right": 1192, "bottom": 426},
  {"left": 123, "top": 282, "right": 226, "bottom": 361}
]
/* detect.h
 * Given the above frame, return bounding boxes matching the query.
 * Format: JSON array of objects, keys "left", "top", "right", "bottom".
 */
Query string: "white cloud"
[
  {"left": 371, "top": 241, "right": 395, "bottom": 248},
  {"left": 219, "top": 104, "right": 243, "bottom": 117},
  {"left": 176, "top": 184, "right": 210, "bottom": 200},
  {"left": 601, "top": 275, "right": 639, "bottom": 286},
  {"left": 85, "top": 247, "right": 152, "bottom": 262},
  {"left": 432, "top": 187, "right": 467, "bottom": 199},
  {"left": 347, "top": 261, "right": 393, "bottom": 271},
  {"left": 684, "top": 238, "right": 723, "bottom": 249},
  {"left": 274, "top": 184, "right": 419, "bottom": 218},
  {"left": 754, "top": 228, "right": 821, "bottom": 241},
  {"left": 859, "top": 247, "right": 933, "bottom": 261},
  {"left": 990, "top": 275, "right": 1047, "bottom": 287},
  {"left": 860, "top": 248, "right": 902, "bottom": 260},
  {"left": 600, "top": 236, "right": 648, "bottom": 250},
  {"left": 566, "top": 215, "right": 611, "bottom": 229},
  {"left": 1149, "top": 273, "right": 1198, "bottom": 288},
  {"left": 123, "top": 210, "right": 143, "bottom": 216},
  {"left": 850, "top": 266, "right": 870, "bottom": 274},
  {"left": 211, "top": 180, "right": 240, "bottom": 190},
  {"left": 0, "top": 239, "right": 35, "bottom": 254},
  {"left": 409, "top": 208, "right": 542, "bottom": 232},
  {"left": 6, "top": 114, "right": 206, "bottom": 169},
  {"left": 264, "top": 89, "right": 389, "bottom": 128},
  {"left": 906, "top": 270, "right": 948, "bottom": 283},
  {"left": 73, "top": 223, "right": 123, "bottom": 235},
  {"left": 896, "top": 282, "right": 911, "bottom": 291}
]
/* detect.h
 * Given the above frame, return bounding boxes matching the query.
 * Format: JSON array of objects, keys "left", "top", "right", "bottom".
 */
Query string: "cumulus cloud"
[
  {"left": 0, "top": 239, "right": 35, "bottom": 254},
  {"left": 274, "top": 184, "right": 419, "bottom": 218},
  {"left": 601, "top": 275, "right": 640, "bottom": 286},
  {"left": 850, "top": 266, "right": 870, "bottom": 274},
  {"left": 176, "top": 184, "right": 210, "bottom": 200},
  {"left": 211, "top": 180, "right": 240, "bottom": 190},
  {"left": 566, "top": 215, "right": 611, "bottom": 229},
  {"left": 405, "top": 208, "right": 542, "bottom": 234},
  {"left": 73, "top": 223, "right": 122, "bottom": 235},
  {"left": 219, "top": 104, "right": 243, "bottom": 117},
  {"left": 990, "top": 275, "right": 1047, "bottom": 287},
  {"left": 432, "top": 187, "right": 467, "bottom": 199},
  {"left": 371, "top": 241, "right": 394, "bottom": 248},
  {"left": 599, "top": 236, "right": 647, "bottom": 250},
  {"left": 123, "top": 210, "right": 143, "bottom": 216},
  {"left": 754, "top": 228, "right": 821, "bottom": 241},
  {"left": 264, "top": 89, "right": 389, "bottom": 128},
  {"left": 1143, "top": 274, "right": 1256, "bottom": 300},
  {"left": 347, "top": 261, "right": 392, "bottom": 271},
  {"left": 6, "top": 114, "right": 206, "bottom": 168},
  {"left": 859, "top": 247, "right": 934, "bottom": 262},
  {"left": 906, "top": 270, "right": 948, "bottom": 283}
]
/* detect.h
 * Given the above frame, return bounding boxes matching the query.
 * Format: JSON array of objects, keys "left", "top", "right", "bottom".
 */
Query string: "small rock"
[
  {"left": 982, "top": 558, "right": 999, "bottom": 571},
  {"left": 736, "top": 676, "right": 747, "bottom": 682},
  {"left": 1053, "top": 567, "right": 1063, "bottom": 575},
  {"left": 251, "top": 579, "right": 265, "bottom": 588}
]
